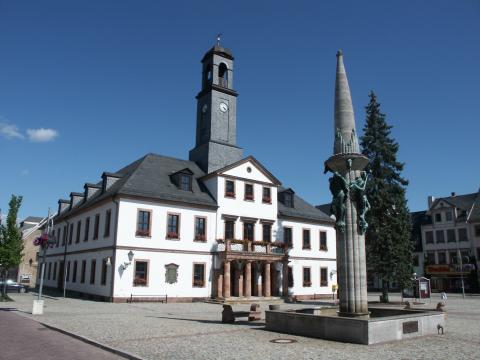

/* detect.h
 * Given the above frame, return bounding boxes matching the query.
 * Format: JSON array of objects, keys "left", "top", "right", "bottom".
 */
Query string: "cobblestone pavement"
[{"left": 1, "top": 293, "right": 479, "bottom": 360}]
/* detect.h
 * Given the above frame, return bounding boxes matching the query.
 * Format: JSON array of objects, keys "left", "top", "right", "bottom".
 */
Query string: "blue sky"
[{"left": 1, "top": 0, "right": 479, "bottom": 220}]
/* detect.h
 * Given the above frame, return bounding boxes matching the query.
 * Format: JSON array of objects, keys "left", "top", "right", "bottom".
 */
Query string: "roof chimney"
[{"left": 428, "top": 196, "right": 435, "bottom": 208}]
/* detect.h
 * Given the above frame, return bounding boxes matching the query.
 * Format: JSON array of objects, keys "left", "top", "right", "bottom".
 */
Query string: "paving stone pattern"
[{"left": 1, "top": 293, "right": 479, "bottom": 360}]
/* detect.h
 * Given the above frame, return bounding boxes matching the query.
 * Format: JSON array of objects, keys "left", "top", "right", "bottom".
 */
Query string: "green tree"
[
  {"left": 360, "top": 91, "right": 412, "bottom": 303},
  {"left": 0, "top": 195, "right": 23, "bottom": 297}
]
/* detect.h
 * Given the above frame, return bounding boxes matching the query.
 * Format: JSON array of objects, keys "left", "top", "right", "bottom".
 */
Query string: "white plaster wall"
[
  {"left": 113, "top": 249, "right": 213, "bottom": 298},
  {"left": 222, "top": 160, "right": 272, "bottom": 183},
  {"left": 116, "top": 198, "right": 217, "bottom": 252},
  {"left": 214, "top": 177, "right": 278, "bottom": 240},
  {"left": 40, "top": 248, "right": 114, "bottom": 297},
  {"left": 49, "top": 201, "right": 116, "bottom": 256},
  {"left": 288, "top": 258, "right": 337, "bottom": 296},
  {"left": 278, "top": 219, "right": 337, "bottom": 295},
  {"left": 278, "top": 219, "right": 336, "bottom": 259}
]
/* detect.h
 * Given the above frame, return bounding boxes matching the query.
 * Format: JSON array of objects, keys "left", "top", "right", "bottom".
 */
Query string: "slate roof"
[
  {"left": 430, "top": 192, "right": 480, "bottom": 222},
  {"left": 118, "top": 154, "right": 216, "bottom": 207},
  {"left": 54, "top": 153, "right": 334, "bottom": 225},
  {"left": 23, "top": 216, "right": 44, "bottom": 223},
  {"left": 278, "top": 188, "right": 333, "bottom": 224},
  {"left": 55, "top": 153, "right": 217, "bottom": 222},
  {"left": 316, "top": 203, "right": 331, "bottom": 216}
]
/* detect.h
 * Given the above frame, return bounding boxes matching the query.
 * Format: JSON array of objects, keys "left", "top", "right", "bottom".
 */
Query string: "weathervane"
[{"left": 216, "top": 33, "right": 222, "bottom": 47}]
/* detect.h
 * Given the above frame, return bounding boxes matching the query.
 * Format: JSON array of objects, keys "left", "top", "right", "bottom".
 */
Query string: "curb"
[{"left": 39, "top": 322, "right": 145, "bottom": 360}]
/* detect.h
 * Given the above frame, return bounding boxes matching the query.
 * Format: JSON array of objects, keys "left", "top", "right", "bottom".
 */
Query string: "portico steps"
[{"left": 205, "top": 296, "right": 285, "bottom": 305}]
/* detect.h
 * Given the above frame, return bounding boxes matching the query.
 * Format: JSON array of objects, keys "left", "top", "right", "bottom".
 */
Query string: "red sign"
[{"left": 426, "top": 264, "right": 471, "bottom": 275}]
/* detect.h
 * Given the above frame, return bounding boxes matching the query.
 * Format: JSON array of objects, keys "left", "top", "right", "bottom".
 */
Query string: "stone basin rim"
[{"left": 267, "top": 307, "right": 442, "bottom": 322}]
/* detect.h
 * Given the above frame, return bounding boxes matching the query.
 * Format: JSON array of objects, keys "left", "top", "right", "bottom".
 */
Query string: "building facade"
[
  {"left": 15, "top": 216, "right": 45, "bottom": 288},
  {"left": 39, "top": 44, "right": 337, "bottom": 302},
  {"left": 421, "top": 192, "right": 480, "bottom": 292}
]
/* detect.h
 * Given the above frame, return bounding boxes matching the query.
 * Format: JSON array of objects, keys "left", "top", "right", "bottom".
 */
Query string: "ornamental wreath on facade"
[{"left": 165, "top": 263, "right": 179, "bottom": 284}]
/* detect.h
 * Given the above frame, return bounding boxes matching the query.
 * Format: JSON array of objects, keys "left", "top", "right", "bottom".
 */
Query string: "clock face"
[
  {"left": 219, "top": 102, "right": 228, "bottom": 113},
  {"left": 201, "top": 104, "right": 208, "bottom": 113}
]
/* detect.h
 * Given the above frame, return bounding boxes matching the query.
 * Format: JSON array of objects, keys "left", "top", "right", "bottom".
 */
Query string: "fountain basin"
[{"left": 265, "top": 307, "right": 445, "bottom": 345}]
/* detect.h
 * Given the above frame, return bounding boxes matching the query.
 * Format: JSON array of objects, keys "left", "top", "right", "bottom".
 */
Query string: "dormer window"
[
  {"left": 171, "top": 168, "right": 194, "bottom": 191},
  {"left": 279, "top": 189, "right": 295, "bottom": 208},
  {"left": 284, "top": 193, "right": 293, "bottom": 207},
  {"left": 180, "top": 174, "right": 192, "bottom": 191}
]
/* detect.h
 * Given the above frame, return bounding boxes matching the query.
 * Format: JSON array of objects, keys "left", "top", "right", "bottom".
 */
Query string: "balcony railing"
[{"left": 216, "top": 239, "right": 287, "bottom": 255}]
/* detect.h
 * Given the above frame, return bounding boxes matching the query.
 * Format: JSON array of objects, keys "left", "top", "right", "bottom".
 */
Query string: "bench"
[
  {"left": 128, "top": 294, "right": 168, "bottom": 303},
  {"left": 222, "top": 304, "right": 261, "bottom": 323}
]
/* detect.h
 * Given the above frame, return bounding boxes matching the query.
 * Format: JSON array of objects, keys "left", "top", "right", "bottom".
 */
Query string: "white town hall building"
[{"left": 41, "top": 43, "right": 337, "bottom": 302}]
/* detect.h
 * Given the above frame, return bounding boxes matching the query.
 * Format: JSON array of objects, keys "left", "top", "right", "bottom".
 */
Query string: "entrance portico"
[{"left": 214, "top": 239, "right": 288, "bottom": 300}]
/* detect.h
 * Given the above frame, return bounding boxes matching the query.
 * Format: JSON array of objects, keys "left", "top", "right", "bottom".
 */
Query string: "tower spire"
[{"left": 334, "top": 50, "right": 359, "bottom": 154}]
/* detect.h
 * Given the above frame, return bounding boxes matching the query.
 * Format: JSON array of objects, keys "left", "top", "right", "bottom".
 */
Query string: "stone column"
[
  {"left": 216, "top": 270, "right": 223, "bottom": 299},
  {"left": 244, "top": 261, "right": 252, "bottom": 298},
  {"left": 326, "top": 50, "right": 370, "bottom": 317},
  {"left": 264, "top": 262, "right": 271, "bottom": 297},
  {"left": 254, "top": 263, "right": 262, "bottom": 296},
  {"left": 235, "top": 261, "right": 243, "bottom": 297},
  {"left": 270, "top": 265, "right": 276, "bottom": 296},
  {"left": 223, "top": 261, "right": 230, "bottom": 298},
  {"left": 282, "top": 261, "right": 289, "bottom": 297}
]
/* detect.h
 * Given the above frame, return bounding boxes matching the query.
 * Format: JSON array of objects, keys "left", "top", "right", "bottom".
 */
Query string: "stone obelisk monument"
[{"left": 325, "top": 50, "right": 370, "bottom": 316}]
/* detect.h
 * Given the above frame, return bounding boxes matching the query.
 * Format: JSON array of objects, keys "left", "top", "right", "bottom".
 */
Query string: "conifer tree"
[
  {"left": 0, "top": 195, "right": 23, "bottom": 297},
  {"left": 360, "top": 92, "right": 412, "bottom": 303}
]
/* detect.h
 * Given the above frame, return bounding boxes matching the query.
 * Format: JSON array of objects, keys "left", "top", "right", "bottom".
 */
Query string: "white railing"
[{"left": 230, "top": 243, "right": 244, "bottom": 252}]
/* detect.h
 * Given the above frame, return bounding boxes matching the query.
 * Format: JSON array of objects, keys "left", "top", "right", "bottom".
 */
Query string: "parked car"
[{"left": 0, "top": 279, "right": 28, "bottom": 293}]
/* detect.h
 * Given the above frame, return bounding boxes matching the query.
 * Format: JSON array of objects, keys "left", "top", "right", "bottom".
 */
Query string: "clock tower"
[{"left": 189, "top": 42, "right": 243, "bottom": 174}]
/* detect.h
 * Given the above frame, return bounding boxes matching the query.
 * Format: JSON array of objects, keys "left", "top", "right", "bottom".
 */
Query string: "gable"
[
  {"left": 222, "top": 159, "right": 276, "bottom": 184},
  {"left": 431, "top": 199, "right": 455, "bottom": 211}
]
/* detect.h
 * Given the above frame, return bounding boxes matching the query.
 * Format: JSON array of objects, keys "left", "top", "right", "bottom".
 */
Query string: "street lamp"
[
  {"left": 453, "top": 252, "right": 469, "bottom": 299},
  {"left": 33, "top": 209, "right": 54, "bottom": 315}
]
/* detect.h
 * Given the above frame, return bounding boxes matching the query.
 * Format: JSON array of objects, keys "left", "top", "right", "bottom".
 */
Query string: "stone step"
[{"left": 205, "top": 296, "right": 285, "bottom": 305}]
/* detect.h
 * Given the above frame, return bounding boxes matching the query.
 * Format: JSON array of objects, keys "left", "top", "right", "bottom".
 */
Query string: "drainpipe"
[
  {"left": 63, "top": 219, "right": 70, "bottom": 298},
  {"left": 110, "top": 197, "right": 120, "bottom": 302}
]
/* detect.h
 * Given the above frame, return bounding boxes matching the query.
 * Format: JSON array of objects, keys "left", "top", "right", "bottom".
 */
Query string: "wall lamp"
[
  {"left": 119, "top": 250, "right": 134, "bottom": 271},
  {"left": 330, "top": 269, "right": 337, "bottom": 280}
]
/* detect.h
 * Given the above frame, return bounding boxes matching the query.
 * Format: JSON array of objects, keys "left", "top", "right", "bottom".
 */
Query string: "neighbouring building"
[
  {"left": 14, "top": 216, "right": 46, "bottom": 287},
  {"left": 410, "top": 210, "right": 430, "bottom": 277},
  {"left": 39, "top": 43, "right": 337, "bottom": 302},
  {"left": 422, "top": 191, "right": 480, "bottom": 292}
]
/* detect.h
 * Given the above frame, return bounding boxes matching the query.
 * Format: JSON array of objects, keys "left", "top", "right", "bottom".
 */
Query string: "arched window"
[
  {"left": 218, "top": 63, "right": 228, "bottom": 87},
  {"left": 203, "top": 64, "right": 213, "bottom": 88}
]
